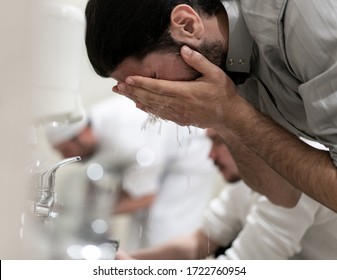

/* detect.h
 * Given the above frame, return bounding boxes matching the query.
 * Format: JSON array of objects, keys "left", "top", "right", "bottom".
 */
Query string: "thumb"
[{"left": 180, "top": 45, "right": 222, "bottom": 79}]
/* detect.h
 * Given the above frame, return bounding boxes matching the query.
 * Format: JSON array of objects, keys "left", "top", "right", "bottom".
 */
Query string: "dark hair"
[{"left": 85, "top": 0, "right": 223, "bottom": 77}]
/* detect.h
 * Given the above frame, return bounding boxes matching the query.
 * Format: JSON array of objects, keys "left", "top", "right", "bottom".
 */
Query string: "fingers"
[
  {"left": 180, "top": 46, "right": 222, "bottom": 80},
  {"left": 136, "top": 102, "right": 191, "bottom": 126},
  {"left": 126, "top": 76, "right": 190, "bottom": 98},
  {"left": 113, "top": 82, "right": 174, "bottom": 107},
  {"left": 112, "top": 45, "right": 219, "bottom": 103},
  {"left": 113, "top": 82, "right": 186, "bottom": 125}
]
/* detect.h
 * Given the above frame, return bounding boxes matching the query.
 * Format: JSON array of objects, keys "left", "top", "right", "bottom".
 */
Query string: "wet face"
[
  {"left": 207, "top": 128, "right": 241, "bottom": 183},
  {"left": 111, "top": 39, "right": 227, "bottom": 83},
  {"left": 111, "top": 52, "right": 199, "bottom": 82}
]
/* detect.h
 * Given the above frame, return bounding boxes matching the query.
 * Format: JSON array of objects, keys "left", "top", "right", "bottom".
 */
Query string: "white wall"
[
  {"left": 43, "top": 0, "right": 119, "bottom": 161},
  {"left": 0, "top": 0, "right": 117, "bottom": 259},
  {"left": 0, "top": 0, "right": 32, "bottom": 259},
  {"left": 62, "top": 0, "right": 118, "bottom": 109}
]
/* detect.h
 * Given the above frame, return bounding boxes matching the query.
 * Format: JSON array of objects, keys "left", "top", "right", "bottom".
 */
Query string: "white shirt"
[
  {"left": 203, "top": 181, "right": 337, "bottom": 259},
  {"left": 90, "top": 96, "right": 218, "bottom": 249},
  {"left": 90, "top": 97, "right": 167, "bottom": 197}
]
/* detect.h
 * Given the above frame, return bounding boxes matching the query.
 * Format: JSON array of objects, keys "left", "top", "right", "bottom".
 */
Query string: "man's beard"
[
  {"left": 180, "top": 39, "right": 228, "bottom": 80},
  {"left": 195, "top": 39, "right": 227, "bottom": 71},
  {"left": 160, "top": 33, "right": 234, "bottom": 81},
  {"left": 182, "top": 39, "right": 247, "bottom": 84}
]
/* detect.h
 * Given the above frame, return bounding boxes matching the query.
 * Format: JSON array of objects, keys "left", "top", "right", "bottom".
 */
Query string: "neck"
[{"left": 202, "top": 7, "right": 229, "bottom": 52}]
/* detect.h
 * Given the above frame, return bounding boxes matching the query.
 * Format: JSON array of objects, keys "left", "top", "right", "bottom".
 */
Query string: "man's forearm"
[
  {"left": 114, "top": 191, "right": 155, "bottom": 214},
  {"left": 217, "top": 127, "right": 301, "bottom": 207},
  {"left": 130, "top": 235, "right": 198, "bottom": 260},
  {"left": 130, "top": 231, "right": 217, "bottom": 260},
  {"left": 218, "top": 94, "right": 337, "bottom": 212}
]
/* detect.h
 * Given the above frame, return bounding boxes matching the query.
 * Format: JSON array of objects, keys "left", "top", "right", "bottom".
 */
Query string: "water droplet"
[
  {"left": 136, "top": 147, "right": 155, "bottom": 166},
  {"left": 99, "top": 243, "right": 117, "bottom": 259},
  {"left": 67, "top": 245, "right": 83, "bottom": 259},
  {"left": 87, "top": 163, "right": 104, "bottom": 181},
  {"left": 91, "top": 219, "right": 108, "bottom": 234},
  {"left": 81, "top": 245, "right": 101, "bottom": 260}
]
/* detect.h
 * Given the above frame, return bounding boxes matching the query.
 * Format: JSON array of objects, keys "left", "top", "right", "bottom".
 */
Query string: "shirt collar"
[{"left": 222, "top": 0, "right": 253, "bottom": 73}]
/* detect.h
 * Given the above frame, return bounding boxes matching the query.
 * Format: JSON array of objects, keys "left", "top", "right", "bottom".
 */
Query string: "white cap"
[{"left": 45, "top": 114, "right": 89, "bottom": 146}]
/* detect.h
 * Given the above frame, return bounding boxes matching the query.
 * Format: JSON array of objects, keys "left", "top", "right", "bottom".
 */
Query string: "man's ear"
[{"left": 169, "top": 4, "right": 204, "bottom": 44}]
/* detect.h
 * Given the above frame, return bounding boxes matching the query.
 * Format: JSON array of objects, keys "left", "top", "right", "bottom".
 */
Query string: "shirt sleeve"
[
  {"left": 203, "top": 182, "right": 322, "bottom": 260},
  {"left": 217, "top": 193, "right": 321, "bottom": 260},
  {"left": 201, "top": 182, "right": 251, "bottom": 248},
  {"left": 284, "top": 0, "right": 337, "bottom": 166}
]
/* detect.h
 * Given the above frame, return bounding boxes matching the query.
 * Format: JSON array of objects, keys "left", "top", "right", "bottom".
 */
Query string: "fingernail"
[
  {"left": 126, "top": 77, "right": 134, "bottom": 85},
  {"left": 181, "top": 45, "right": 192, "bottom": 57}
]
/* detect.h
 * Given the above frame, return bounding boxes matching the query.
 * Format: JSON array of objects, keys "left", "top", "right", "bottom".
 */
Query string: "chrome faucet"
[
  {"left": 26, "top": 156, "right": 120, "bottom": 259},
  {"left": 32, "top": 156, "right": 81, "bottom": 222}
]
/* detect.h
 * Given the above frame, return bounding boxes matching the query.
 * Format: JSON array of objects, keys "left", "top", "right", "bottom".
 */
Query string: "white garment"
[
  {"left": 89, "top": 96, "right": 218, "bottom": 249},
  {"left": 203, "top": 181, "right": 337, "bottom": 259}
]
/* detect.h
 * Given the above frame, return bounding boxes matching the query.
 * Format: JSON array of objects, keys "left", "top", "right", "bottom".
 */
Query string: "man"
[
  {"left": 116, "top": 129, "right": 337, "bottom": 260},
  {"left": 46, "top": 96, "right": 218, "bottom": 250},
  {"left": 85, "top": 0, "right": 337, "bottom": 212}
]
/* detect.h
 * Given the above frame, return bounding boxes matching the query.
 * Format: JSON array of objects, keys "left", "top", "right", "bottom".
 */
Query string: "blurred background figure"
[
  {"left": 45, "top": 96, "right": 219, "bottom": 250},
  {"left": 204, "top": 129, "right": 337, "bottom": 259},
  {"left": 116, "top": 128, "right": 337, "bottom": 260}
]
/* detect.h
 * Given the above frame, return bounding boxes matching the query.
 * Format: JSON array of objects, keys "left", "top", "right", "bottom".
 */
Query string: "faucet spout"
[
  {"left": 34, "top": 156, "right": 81, "bottom": 221},
  {"left": 39, "top": 156, "right": 81, "bottom": 191}
]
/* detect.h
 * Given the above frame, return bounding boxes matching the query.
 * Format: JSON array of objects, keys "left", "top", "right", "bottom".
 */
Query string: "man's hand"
[
  {"left": 115, "top": 249, "right": 135, "bottom": 260},
  {"left": 113, "top": 46, "right": 238, "bottom": 128}
]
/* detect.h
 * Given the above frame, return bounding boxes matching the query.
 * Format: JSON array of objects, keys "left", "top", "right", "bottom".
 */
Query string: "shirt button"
[
  {"left": 228, "top": 58, "right": 234, "bottom": 65},
  {"left": 239, "top": 59, "right": 245, "bottom": 65}
]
